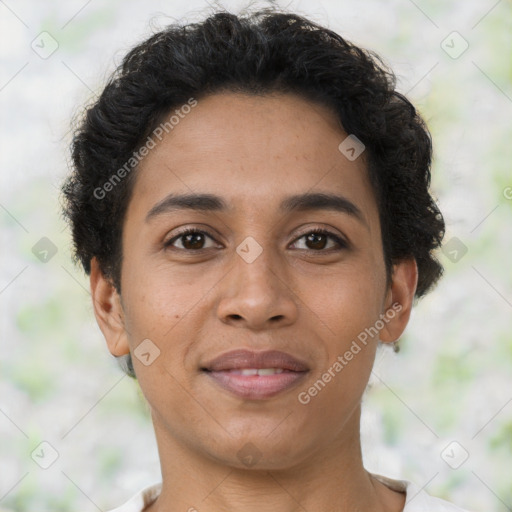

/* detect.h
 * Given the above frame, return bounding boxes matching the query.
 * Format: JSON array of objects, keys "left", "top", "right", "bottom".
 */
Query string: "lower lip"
[{"left": 204, "top": 370, "right": 308, "bottom": 399}]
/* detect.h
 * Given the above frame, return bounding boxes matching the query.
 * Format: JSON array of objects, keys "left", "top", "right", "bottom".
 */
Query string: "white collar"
[{"left": 108, "top": 475, "right": 470, "bottom": 511}]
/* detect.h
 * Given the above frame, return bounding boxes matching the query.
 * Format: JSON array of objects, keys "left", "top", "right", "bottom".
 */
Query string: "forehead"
[{"left": 127, "top": 91, "right": 377, "bottom": 222}]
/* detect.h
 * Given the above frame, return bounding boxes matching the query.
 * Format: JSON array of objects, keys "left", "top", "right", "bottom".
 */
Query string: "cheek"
[
  {"left": 296, "top": 278, "right": 382, "bottom": 425},
  {"left": 119, "top": 258, "right": 219, "bottom": 375},
  {"left": 302, "top": 260, "right": 385, "bottom": 394},
  {"left": 121, "top": 252, "right": 202, "bottom": 329},
  {"left": 311, "top": 263, "right": 385, "bottom": 343}
]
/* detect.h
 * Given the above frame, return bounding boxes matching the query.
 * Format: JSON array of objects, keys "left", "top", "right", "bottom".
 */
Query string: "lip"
[
  {"left": 201, "top": 349, "right": 310, "bottom": 400},
  {"left": 202, "top": 349, "right": 310, "bottom": 372}
]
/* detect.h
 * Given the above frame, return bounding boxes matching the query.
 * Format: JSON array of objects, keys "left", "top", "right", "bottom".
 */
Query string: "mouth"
[{"left": 200, "top": 349, "right": 310, "bottom": 400}]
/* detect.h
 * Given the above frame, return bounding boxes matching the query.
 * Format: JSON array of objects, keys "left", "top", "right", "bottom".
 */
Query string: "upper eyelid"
[
  {"left": 166, "top": 226, "right": 348, "bottom": 248},
  {"left": 292, "top": 227, "right": 347, "bottom": 243},
  {"left": 165, "top": 228, "right": 220, "bottom": 247}
]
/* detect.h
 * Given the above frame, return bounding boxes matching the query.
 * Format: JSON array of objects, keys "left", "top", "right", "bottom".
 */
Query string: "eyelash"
[{"left": 164, "top": 227, "right": 349, "bottom": 252}]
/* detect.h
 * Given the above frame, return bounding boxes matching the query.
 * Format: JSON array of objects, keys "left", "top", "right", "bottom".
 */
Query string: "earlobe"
[
  {"left": 380, "top": 258, "right": 418, "bottom": 344},
  {"left": 90, "top": 258, "right": 131, "bottom": 357}
]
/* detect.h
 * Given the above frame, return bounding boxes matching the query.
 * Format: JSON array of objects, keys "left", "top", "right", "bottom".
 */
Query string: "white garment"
[{"left": 106, "top": 474, "right": 472, "bottom": 511}]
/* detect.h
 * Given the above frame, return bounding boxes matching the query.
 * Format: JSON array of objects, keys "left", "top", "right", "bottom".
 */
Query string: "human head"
[{"left": 61, "top": 7, "right": 444, "bottom": 380}]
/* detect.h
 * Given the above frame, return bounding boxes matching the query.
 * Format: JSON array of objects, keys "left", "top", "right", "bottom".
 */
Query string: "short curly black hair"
[{"left": 61, "top": 7, "right": 445, "bottom": 378}]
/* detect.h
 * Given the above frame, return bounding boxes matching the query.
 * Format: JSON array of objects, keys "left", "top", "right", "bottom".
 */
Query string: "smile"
[
  {"left": 225, "top": 368, "right": 284, "bottom": 375},
  {"left": 201, "top": 349, "right": 310, "bottom": 400},
  {"left": 203, "top": 368, "right": 308, "bottom": 399}
]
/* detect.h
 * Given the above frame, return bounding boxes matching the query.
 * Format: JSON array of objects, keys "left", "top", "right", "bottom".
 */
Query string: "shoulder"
[
  {"left": 372, "top": 474, "right": 473, "bottom": 512},
  {"left": 105, "top": 482, "right": 162, "bottom": 512},
  {"left": 403, "top": 481, "right": 472, "bottom": 511},
  {"left": 105, "top": 477, "right": 473, "bottom": 512}
]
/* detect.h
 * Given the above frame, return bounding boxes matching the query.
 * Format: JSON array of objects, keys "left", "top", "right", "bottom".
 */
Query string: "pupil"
[
  {"left": 184, "top": 233, "right": 203, "bottom": 249},
  {"left": 307, "top": 233, "right": 326, "bottom": 249}
]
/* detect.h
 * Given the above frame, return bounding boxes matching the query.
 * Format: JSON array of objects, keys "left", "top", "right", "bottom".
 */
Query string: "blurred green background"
[{"left": 1, "top": 0, "right": 511, "bottom": 510}]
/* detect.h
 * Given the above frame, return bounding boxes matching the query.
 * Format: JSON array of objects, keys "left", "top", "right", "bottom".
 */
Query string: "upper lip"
[{"left": 202, "top": 349, "right": 310, "bottom": 372}]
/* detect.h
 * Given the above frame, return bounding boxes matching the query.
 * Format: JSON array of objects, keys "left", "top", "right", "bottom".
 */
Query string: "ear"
[
  {"left": 90, "top": 257, "right": 130, "bottom": 357},
  {"left": 379, "top": 257, "right": 418, "bottom": 344}
]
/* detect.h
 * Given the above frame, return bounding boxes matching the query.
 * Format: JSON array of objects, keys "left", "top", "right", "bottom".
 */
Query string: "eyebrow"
[{"left": 145, "top": 192, "right": 367, "bottom": 227}]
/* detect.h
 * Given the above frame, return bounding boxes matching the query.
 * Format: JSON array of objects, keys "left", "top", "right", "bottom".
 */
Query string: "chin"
[{"left": 202, "top": 425, "right": 315, "bottom": 472}]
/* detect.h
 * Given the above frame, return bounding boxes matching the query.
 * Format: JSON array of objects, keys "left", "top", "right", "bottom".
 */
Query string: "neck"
[{"left": 144, "top": 405, "right": 403, "bottom": 512}]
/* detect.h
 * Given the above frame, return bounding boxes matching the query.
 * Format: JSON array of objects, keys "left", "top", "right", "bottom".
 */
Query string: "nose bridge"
[
  {"left": 234, "top": 234, "right": 282, "bottom": 299},
  {"left": 236, "top": 238, "right": 278, "bottom": 290},
  {"left": 216, "top": 234, "right": 297, "bottom": 328}
]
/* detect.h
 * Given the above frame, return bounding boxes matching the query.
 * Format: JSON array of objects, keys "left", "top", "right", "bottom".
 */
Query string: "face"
[{"left": 91, "top": 92, "right": 416, "bottom": 471}]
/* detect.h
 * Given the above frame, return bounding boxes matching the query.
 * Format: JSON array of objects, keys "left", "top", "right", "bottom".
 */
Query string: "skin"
[{"left": 90, "top": 92, "right": 418, "bottom": 512}]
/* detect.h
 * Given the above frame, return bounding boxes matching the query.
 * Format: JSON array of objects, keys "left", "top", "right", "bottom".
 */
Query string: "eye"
[
  {"left": 164, "top": 228, "right": 219, "bottom": 251},
  {"left": 290, "top": 228, "right": 348, "bottom": 251},
  {"left": 164, "top": 227, "right": 348, "bottom": 252}
]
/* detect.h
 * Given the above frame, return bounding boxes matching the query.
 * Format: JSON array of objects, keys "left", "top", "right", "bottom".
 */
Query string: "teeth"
[
  {"left": 240, "top": 369, "right": 258, "bottom": 376},
  {"left": 257, "top": 368, "right": 284, "bottom": 375},
  {"left": 236, "top": 368, "right": 285, "bottom": 376}
]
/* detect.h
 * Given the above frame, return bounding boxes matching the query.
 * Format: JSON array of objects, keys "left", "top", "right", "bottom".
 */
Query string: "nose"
[{"left": 216, "top": 242, "right": 298, "bottom": 330}]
